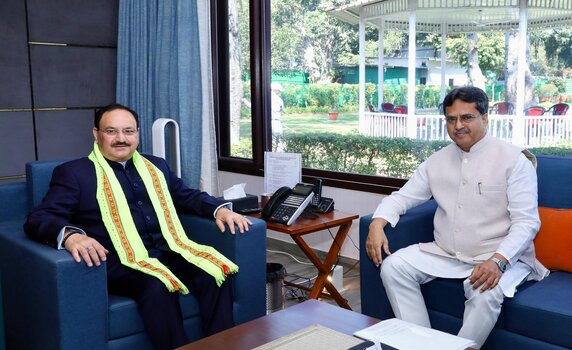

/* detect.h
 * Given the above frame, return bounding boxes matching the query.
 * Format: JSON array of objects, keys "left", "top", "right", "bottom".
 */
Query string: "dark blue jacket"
[{"left": 24, "top": 154, "right": 225, "bottom": 257}]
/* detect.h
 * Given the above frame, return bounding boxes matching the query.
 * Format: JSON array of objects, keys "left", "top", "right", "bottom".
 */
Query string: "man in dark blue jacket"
[{"left": 25, "top": 103, "right": 251, "bottom": 350}]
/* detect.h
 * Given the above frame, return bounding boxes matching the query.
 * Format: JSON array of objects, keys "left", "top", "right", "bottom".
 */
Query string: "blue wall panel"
[
  {"left": 35, "top": 110, "right": 95, "bottom": 160},
  {"left": 0, "top": 112, "right": 35, "bottom": 177},
  {"left": 27, "top": 0, "right": 118, "bottom": 46},
  {"left": 0, "top": 0, "right": 32, "bottom": 109},
  {"left": 30, "top": 45, "right": 116, "bottom": 108}
]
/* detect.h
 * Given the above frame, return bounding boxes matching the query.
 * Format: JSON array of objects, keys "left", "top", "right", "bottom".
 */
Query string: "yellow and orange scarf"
[{"left": 88, "top": 143, "right": 237, "bottom": 293}]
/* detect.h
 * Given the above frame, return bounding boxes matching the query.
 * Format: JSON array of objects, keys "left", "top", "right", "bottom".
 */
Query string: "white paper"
[
  {"left": 253, "top": 324, "right": 365, "bottom": 350},
  {"left": 365, "top": 342, "right": 383, "bottom": 350},
  {"left": 354, "top": 318, "right": 476, "bottom": 350},
  {"left": 264, "top": 152, "right": 302, "bottom": 194},
  {"left": 223, "top": 183, "right": 247, "bottom": 200}
]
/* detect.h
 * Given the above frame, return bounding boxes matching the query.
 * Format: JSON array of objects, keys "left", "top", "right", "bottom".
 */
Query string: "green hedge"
[
  {"left": 529, "top": 146, "right": 572, "bottom": 157},
  {"left": 277, "top": 133, "right": 450, "bottom": 178},
  {"left": 249, "top": 82, "right": 444, "bottom": 114},
  {"left": 232, "top": 133, "right": 572, "bottom": 179}
]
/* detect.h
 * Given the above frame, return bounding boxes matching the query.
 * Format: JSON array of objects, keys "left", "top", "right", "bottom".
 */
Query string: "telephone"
[
  {"left": 311, "top": 179, "right": 322, "bottom": 206},
  {"left": 308, "top": 178, "right": 335, "bottom": 213},
  {"left": 261, "top": 183, "right": 315, "bottom": 225}
]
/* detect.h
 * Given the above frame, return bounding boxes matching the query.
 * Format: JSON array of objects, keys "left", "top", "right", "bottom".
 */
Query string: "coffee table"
[{"left": 177, "top": 299, "right": 380, "bottom": 350}]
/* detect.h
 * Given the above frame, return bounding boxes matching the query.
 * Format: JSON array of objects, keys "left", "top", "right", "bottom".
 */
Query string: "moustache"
[
  {"left": 111, "top": 142, "right": 130, "bottom": 147},
  {"left": 454, "top": 128, "right": 470, "bottom": 135}
]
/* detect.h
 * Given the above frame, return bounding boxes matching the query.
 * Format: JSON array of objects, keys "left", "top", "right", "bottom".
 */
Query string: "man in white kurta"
[{"left": 366, "top": 87, "right": 549, "bottom": 349}]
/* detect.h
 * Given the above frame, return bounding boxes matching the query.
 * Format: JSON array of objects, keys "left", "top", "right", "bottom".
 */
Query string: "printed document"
[
  {"left": 253, "top": 324, "right": 365, "bottom": 350},
  {"left": 264, "top": 152, "right": 302, "bottom": 194},
  {"left": 354, "top": 318, "right": 476, "bottom": 350}
]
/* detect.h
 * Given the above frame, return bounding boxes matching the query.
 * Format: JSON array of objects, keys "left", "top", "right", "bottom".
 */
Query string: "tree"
[
  {"left": 544, "top": 28, "right": 572, "bottom": 70},
  {"left": 229, "top": 0, "right": 245, "bottom": 145},
  {"left": 467, "top": 33, "right": 486, "bottom": 90},
  {"left": 270, "top": 0, "right": 355, "bottom": 83},
  {"left": 504, "top": 32, "right": 534, "bottom": 108}
]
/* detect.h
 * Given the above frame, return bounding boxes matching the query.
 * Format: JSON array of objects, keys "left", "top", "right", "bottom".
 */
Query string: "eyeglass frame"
[
  {"left": 97, "top": 127, "right": 139, "bottom": 136},
  {"left": 444, "top": 113, "right": 483, "bottom": 125}
]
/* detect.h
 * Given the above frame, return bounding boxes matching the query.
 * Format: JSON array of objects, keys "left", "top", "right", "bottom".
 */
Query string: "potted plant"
[{"left": 328, "top": 86, "right": 340, "bottom": 120}]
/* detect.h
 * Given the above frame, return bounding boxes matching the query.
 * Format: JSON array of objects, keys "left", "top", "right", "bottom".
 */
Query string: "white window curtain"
[{"left": 196, "top": 0, "right": 220, "bottom": 196}]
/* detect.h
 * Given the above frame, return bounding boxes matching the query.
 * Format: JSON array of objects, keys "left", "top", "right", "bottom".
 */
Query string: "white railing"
[{"left": 360, "top": 112, "right": 572, "bottom": 148}]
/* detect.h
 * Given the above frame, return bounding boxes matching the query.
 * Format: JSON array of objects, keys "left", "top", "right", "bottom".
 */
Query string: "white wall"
[{"left": 219, "top": 171, "right": 387, "bottom": 260}]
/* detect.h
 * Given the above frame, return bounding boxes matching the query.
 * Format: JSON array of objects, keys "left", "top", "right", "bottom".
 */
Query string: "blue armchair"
[
  {"left": 359, "top": 155, "right": 572, "bottom": 349},
  {"left": 0, "top": 159, "right": 267, "bottom": 350}
]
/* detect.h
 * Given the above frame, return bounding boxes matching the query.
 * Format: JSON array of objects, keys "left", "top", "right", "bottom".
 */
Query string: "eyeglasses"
[
  {"left": 98, "top": 128, "right": 138, "bottom": 136},
  {"left": 444, "top": 114, "right": 480, "bottom": 124}
]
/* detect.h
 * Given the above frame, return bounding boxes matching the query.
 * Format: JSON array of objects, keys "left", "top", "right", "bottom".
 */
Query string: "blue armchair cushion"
[{"left": 504, "top": 272, "right": 572, "bottom": 349}]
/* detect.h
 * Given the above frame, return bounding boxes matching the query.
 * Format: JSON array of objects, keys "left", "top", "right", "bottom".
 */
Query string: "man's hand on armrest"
[
  {"left": 63, "top": 230, "right": 108, "bottom": 267},
  {"left": 366, "top": 218, "right": 391, "bottom": 267},
  {"left": 215, "top": 207, "right": 252, "bottom": 234}
]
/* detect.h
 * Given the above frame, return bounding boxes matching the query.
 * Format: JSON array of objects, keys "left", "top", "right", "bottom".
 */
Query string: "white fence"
[{"left": 360, "top": 112, "right": 572, "bottom": 148}]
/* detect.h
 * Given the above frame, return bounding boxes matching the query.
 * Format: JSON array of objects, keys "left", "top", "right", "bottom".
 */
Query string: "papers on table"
[
  {"left": 252, "top": 324, "right": 367, "bottom": 350},
  {"left": 354, "top": 318, "right": 477, "bottom": 350}
]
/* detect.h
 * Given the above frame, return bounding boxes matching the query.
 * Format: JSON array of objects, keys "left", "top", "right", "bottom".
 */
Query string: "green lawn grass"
[{"left": 240, "top": 112, "right": 359, "bottom": 138}]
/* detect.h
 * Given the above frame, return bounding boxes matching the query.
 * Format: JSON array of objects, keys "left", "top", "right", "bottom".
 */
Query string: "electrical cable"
[{"left": 266, "top": 248, "right": 314, "bottom": 266}]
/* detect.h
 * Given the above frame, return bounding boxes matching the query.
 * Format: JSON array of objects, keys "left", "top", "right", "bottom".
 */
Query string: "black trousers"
[{"left": 107, "top": 252, "right": 235, "bottom": 350}]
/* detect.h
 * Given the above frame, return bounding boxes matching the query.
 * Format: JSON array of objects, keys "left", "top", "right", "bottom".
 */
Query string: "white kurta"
[{"left": 373, "top": 135, "right": 549, "bottom": 297}]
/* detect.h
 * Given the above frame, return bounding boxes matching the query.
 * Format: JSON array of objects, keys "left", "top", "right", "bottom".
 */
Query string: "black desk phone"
[{"left": 261, "top": 183, "right": 315, "bottom": 225}]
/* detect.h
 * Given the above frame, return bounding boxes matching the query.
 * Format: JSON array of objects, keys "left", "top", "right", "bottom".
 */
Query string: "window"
[
  {"left": 213, "top": 0, "right": 407, "bottom": 194},
  {"left": 214, "top": 1, "right": 572, "bottom": 194}
]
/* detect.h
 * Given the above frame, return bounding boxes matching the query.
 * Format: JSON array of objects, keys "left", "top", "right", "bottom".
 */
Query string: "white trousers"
[{"left": 380, "top": 253, "right": 505, "bottom": 349}]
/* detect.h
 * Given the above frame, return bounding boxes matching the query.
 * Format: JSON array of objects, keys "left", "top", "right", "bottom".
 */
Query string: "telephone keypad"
[
  {"left": 271, "top": 206, "right": 294, "bottom": 222},
  {"left": 270, "top": 195, "right": 305, "bottom": 222}
]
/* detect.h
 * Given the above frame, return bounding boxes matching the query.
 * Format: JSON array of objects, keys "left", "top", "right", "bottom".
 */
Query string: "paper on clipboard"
[
  {"left": 264, "top": 152, "right": 302, "bottom": 195},
  {"left": 354, "top": 318, "right": 476, "bottom": 350}
]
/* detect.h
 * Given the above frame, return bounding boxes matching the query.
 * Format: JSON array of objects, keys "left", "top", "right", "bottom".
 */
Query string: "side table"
[{"left": 252, "top": 210, "right": 359, "bottom": 310}]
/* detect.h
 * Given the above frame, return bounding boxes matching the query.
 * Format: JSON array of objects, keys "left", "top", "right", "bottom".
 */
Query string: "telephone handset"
[
  {"left": 311, "top": 179, "right": 322, "bottom": 206},
  {"left": 308, "top": 178, "right": 335, "bottom": 213},
  {"left": 261, "top": 183, "right": 315, "bottom": 225}
]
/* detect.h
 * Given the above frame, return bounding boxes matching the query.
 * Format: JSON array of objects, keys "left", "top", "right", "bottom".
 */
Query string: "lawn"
[{"left": 240, "top": 112, "right": 359, "bottom": 138}]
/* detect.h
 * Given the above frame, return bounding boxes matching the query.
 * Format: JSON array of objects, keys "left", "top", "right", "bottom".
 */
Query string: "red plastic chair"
[
  {"left": 381, "top": 103, "right": 395, "bottom": 113},
  {"left": 524, "top": 106, "right": 545, "bottom": 116},
  {"left": 546, "top": 103, "right": 569, "bottom": 115},
  {"left": 394, "top": 105, "right": 407, "bottom": 114},
  {"left": 490, "top": 102, "right": 514, "bottom": 115},
  {"left": 524, "top": 106, "right": 545, "bottom": 127}
]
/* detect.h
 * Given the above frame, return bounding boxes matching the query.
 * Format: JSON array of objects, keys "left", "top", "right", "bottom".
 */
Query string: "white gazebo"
[{"left": 330, "top": 0, "right": 572, "bottom": 147}]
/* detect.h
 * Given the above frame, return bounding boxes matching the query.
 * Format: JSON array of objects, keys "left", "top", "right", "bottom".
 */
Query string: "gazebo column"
[
  {"left": 440, "top": 22, "right": 447, "bottom": 104},
  {"left": 378, "top": 19, "right": 385, "bottom": 108},
  {"left": 512, "top": 0, "right": 528, "bottom": 146},
  {"left": 407, "top": 0, "right": 417, "bottom": 138},
  {"left": 359, "top": 9, "right": 366, "bottom": 124}
]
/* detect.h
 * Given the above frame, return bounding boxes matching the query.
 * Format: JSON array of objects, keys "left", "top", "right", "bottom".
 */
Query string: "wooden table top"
[
  {"left": 251, "top": 210, "right": 359, "bottom": 235},
  {"left": 177, "top": 299, "right": 380, "bottom": 350}
]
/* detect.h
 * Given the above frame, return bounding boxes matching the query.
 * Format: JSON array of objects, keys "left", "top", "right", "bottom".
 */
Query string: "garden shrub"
[
  {"left": 232, "top": 133, "right": 572, "bottom": 179},
  {"left": 278, "top": 132, "right": 450, "bottom": 178},
  {"left": 264, "top": 82, "right": 443, "bottom": 114}
]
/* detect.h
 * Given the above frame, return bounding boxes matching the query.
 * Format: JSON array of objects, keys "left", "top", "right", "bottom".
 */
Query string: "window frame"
[{"left": 211, "top": 0, "right": 407, "bottom": 195}]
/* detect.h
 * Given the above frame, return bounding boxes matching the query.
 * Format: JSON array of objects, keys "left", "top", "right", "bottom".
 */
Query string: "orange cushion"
[{"left": 534, "top": 207, "right": 572, "bottom": 272}]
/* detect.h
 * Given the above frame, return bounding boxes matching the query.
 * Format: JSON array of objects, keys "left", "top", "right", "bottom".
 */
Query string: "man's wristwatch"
[{"left": 490, "top": 257, "right": 507, "bottom": 273}]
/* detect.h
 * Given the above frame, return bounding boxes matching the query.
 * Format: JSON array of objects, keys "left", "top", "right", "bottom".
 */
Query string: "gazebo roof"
[{"left": 329, "top": 0, "right": 572, "bottom": 33}]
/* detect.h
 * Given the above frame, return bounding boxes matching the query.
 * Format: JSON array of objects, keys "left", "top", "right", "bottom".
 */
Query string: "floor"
[{"left": 266, "top": 239, "right": 362, "bottom": 313}]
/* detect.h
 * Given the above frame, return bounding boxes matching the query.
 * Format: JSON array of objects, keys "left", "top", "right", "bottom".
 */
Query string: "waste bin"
[{"left": 266, "top": 262, "right": 286, "bottom": 314}]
